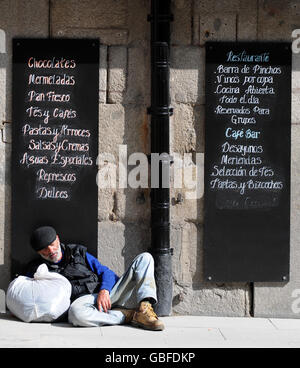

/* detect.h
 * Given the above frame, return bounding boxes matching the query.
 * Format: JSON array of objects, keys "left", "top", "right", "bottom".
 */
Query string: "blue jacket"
[{"left": 85, "top": 251, "right": 120, "bottom": 292}]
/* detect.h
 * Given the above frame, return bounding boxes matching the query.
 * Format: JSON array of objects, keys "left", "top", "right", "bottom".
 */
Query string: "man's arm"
[{"left": 85, "top": 252, "right": 119, "bottom": 312}]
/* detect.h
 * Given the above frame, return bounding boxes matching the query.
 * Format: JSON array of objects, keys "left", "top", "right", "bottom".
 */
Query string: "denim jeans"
[{"left": 68, "top": 252, "right": 157, "bottom": 327}]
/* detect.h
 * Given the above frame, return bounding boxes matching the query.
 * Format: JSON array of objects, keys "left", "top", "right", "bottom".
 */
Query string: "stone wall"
[{"left": 0, "top": 0, "right": 299, "bottom": 318}]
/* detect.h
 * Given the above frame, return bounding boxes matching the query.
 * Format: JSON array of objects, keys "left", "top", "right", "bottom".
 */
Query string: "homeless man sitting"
[{"left": 26, "top": 225, "right": 164, "bottom": 330}]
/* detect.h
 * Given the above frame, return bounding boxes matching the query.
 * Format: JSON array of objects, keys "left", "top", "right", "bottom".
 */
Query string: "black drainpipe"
[{"left": 147, "top": 0, "right": 173, "bottom": 316}]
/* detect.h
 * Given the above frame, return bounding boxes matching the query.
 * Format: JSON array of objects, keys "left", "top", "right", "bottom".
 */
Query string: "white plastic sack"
[{"left": 6, "top": 264, "right": 72, "bottom": 323}]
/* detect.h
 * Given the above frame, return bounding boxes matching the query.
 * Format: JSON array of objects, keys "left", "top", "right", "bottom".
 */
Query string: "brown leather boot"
[
  {"left": 131, "top": 301, "right": 165, "bottom": 331},
  {"left": 113, "top": 308, "right": 135, "bottom": 324}
]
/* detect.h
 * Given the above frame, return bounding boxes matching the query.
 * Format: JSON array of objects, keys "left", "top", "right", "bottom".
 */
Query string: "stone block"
[
  {"left": 258, "top": 0, "right": 292, "bottom": 41},
  {"left": 170, "top": 47, "right": 205, "bottom": 104},
  {"left": 199, "top": 12, "right": 237, "bottom": 45},
  {"left": 291, "top": 0, "right": 300, "bottom": 30},
  {"left": 171, "top": 103, "right": 197, "bottom": 153},
  {"left": 292, "top": 92, "right": 300, "bottom": 124},
  {"left": 171, "top": 103, "right": 204, "bottom": 154},
  {"left": 194, "top": 0, "right": 240, "bottom": 15},
  {"left": 51, "top": 0, "right": 129, "bottom": 44},
  {"left": 214, "top": 0, "right": 240, "bottom": 12},
  {"left": 0, "top": 234, "right": 10, "bottom": 287},
  {"left": 171, "top": 221, "right": 201, "bottom": 288},
  {"left": 124, "top": 47, "right": 150, "bottom": 105},
  {"left": 98, "top": 221, "right": 126, "bottom": 276},
  {"left": 128, "top": 0, "right": 149, "bottom": 47},
  {"left": 0, "top": 138, "right": 7, "bottom": 288},
  {"left": 98, "top": 220, "right": 151, "bottom": 276},
  {"left": 0, "top": 56, "right": 6, "bottom": 121},
  {"left": 108, "top": 46, "right": 127, "bottom": 104},
  {"left": 177, "top": 222, "right": 203, "bottom": 285},
  {"left": 293, "top": 51, "right": 300, "bottom": 75},
  {"left": 0, "top": 0, "right": 49, "bottom": 43},
  {"left": 99, "top": 45, "right": 108, "bottom": 103},
  {"left": 0, "top": 183, "right": 11, "bottom": 239},
  {"left": 52, "top": 28, "right": 128, "bottom": 46},
  {"left": 171, "top": 221, "right": 250, "bottom": 316},
  {"left": 99, "top": 103, "right": 125, "bottom": 157},
  {"left": 0, "top": 122, "right": 11, "bottom": 144},
  {"left": 192, "top": 0, "right": 258, "bottom": 44},
  {"left": 98, "top": 104, "right": 150, "bottom": 222},
  {"left": 171, "top": 0, "right": 192, "bottom": 45},
  {"left": 292, "top": 54, "right": 300, "bottom": 124},
  {"left": 0, "top": 183, "right": 6, "bottom": 222},
  {"left": 170, "top": 155, "right": 204, "bottom": 223},
  {"left": 98, "top": 188, "right": 115, "bottom": 222},
  {"left": 237, "top": 0, "right": 258, "bottom": 41},
  {"left": 0, "top": 241, "right": 3, "bottom": 264},
  {"left": 98, "top": 188, "right": 151, "bottom": 224},
  {"left": 99, "top": 103, "right": 149, "bottom": 158},
  {"left": 254, "top": 283, "right": 300, "bottom": 319},
  {"left": 170, "top": 103, "right": 204, "bottom": 222},
  {"left": 123, "top": 104, "right": 149, "bottom": 154},
  {"left": 0, "top": 29, "right": 5, "bottom": 53},
  {"left": 0, "top": 289, "right": 5, "bottom": 313},
  {"left": 193, "top": 0, "right": 239, "bottom": 45},
  {"left": 118, "top": 188, "right": 150, "bottom": 223},
  {"left": 51, "top": 0, "right": 128, "bottom": 30},
  {"left": 172, "top": 283, "right": 250, "bottom": 317}
]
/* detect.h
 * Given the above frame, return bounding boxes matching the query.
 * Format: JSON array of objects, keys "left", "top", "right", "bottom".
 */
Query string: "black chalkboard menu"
[
  {"left": 12, "top": 39, "right": 99, "bottom": 276},
  {"left": 204, "top": 42, "right": 291, "bottom": 282}
]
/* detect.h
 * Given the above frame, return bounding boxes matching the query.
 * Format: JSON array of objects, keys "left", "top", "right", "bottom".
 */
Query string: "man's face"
[{"left": 38, "top": 235, "right": 62, "bottom": 263}]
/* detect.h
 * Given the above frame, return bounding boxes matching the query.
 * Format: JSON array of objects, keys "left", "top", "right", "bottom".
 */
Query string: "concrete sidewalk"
[{"left": 1, "top": 313, "right": 300, "bottom": 348}]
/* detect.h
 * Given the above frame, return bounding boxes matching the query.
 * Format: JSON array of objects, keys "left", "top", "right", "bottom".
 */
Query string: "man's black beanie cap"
[{"left": 31, "top": 226, "right": 57, "bottom": 251}]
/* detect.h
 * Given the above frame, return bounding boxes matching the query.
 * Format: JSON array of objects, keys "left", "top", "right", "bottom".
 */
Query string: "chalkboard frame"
[
  {"left": 11, "top": 38, "right": 99, "bottom": 277},
  {"left": 204, "top": 41, "right": 291, "bottom": 283}
]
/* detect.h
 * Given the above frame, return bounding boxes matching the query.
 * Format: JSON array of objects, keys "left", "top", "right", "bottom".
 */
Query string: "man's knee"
[
  {"left": 68, "top": 303, "right": 95, "bottom": 327},
  {"left": 137, "top": 252, "right": 154, "bottom": 265},
  {"left": 68, "top": 303, "right": 85, "bottom": 326}
]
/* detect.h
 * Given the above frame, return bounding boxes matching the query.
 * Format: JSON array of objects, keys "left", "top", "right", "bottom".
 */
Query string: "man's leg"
[
  {"left": 110, "top": 252, "right": 164, "bottom": 331},
  {"left": 110, "top": 252, "right": 157, "bottom": 308},
  {"left": 68, "top": 293, "right": 126, "bottom": 327},
  {"left": 68, "top": 252, "right": 157, "bottom": 327}
]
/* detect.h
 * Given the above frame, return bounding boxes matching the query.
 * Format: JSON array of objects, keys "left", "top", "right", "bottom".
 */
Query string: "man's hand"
[{"left": 97, "top": 289, "right": 111, "bottom": 313}]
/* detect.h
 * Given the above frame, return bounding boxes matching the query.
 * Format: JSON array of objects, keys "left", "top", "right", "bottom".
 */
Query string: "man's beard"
[{"left": 40, "top": 243, "right": 62, "bottom": 263}]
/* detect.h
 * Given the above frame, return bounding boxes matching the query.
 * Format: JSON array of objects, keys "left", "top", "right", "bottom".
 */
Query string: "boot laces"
[{"left": 142, "top": 302, "right": 158, "bottom": 319}]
